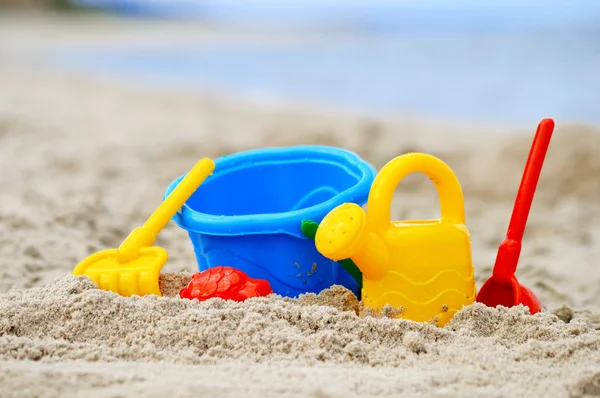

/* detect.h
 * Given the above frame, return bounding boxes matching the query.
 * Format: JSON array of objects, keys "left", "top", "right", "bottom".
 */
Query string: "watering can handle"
[{"left": 367, "top": 153, "right": 466, "bottom": 231}]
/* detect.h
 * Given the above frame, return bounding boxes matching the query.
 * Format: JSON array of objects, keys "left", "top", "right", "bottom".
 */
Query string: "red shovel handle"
[{"left": 493, "top": 118, "right": 554, "bottom": 280}]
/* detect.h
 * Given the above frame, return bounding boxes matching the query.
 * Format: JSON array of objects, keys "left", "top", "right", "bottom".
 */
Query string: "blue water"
[
  {"left": 57, "top": 1, "right": 600, "bottom": 124},
  {"left": 75, "top": 0, "right": 600, "bottom": 32}
]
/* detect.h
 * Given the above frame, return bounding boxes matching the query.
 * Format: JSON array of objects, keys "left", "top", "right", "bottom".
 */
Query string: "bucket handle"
[{"left": 367, "top": 153, "right": 466, "bottom": 232}]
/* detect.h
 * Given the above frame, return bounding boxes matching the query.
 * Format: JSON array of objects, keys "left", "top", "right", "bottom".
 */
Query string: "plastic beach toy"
[
  {"left": 180, "top": 266, "right": 273, "bottom": 302},
  {"left": 300, "top": 219, "right": 363, "bottom": 298},
  {"left": 477, "top": 118, "right": 554, "bottom": 314},
  {"left": 73, "top": 158, "right": 215, "bottom": 297},
  {"left": 165, "top": 146, "right": 376, "bottom": 298},
  {"left": 315, "top": 153, "right": 476, "bottom": 327}
]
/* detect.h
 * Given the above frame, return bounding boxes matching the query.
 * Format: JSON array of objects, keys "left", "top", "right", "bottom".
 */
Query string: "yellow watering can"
[{"left": 315, "top": 153, "right": 476, "bottom": 327}]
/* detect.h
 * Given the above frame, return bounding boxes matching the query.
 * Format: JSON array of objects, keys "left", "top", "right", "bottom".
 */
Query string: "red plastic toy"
[
  {"left": 180, "top": 266, "right": 273, "bottom": 302},
  {"left": 477, "top": 118, "right": 554, "bottom": 314}
]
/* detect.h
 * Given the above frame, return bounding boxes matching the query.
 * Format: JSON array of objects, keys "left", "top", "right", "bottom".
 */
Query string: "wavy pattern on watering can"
[{"left": 362, "top": 266, "right": 477, "bottom": 327}]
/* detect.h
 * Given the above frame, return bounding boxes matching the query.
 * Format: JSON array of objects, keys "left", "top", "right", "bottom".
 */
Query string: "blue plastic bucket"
[{"left": 164, "top": 145, "right": 376, "bottom": 298}]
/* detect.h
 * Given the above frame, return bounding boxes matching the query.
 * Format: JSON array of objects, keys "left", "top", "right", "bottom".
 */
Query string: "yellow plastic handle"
[
  {"left": 116, "top": 158, "right": 215, "bottom": 262},
  {"left": 367, "top": 153, "right": 465, "bottom": 231},
  {"left": 144, "top": 158, "right": 215, "bottom": 235}
]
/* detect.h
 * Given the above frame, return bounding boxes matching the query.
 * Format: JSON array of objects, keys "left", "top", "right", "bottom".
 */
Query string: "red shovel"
[{"left": 476, "top": 118, "right": 555, "bottom": 314}]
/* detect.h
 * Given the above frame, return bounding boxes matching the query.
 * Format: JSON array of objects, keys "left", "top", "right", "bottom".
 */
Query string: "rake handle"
[
  {"left": 144, "top": 158, "right": 215, "bottom": 234},
  {"left": 117, "top": 158, "right": 215, "bottom": 263}
]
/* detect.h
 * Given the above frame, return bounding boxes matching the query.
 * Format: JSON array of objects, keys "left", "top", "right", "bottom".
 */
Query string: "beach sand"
[{"left": 1, "top": 14, "right": 600, "bottom": 397}]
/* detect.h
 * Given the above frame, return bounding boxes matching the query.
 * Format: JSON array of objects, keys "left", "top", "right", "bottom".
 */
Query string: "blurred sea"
[{"left": 56, "top": 0, "right": 600, "bottom": 124}]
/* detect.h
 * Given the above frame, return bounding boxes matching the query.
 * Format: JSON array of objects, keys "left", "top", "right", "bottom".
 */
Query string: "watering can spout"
[
  {"left": 350, "top": 232, "right": 389, "bottom": 280},
  {"left": 315, "top": 203, "right": 388, "bottom": 280}
]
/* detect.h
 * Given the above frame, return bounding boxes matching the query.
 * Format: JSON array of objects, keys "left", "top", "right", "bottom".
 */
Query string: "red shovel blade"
[
  {"left": 476, "top": 118, "right": 554, "bottom": 314},
  {"left": 477, "top": 275, "right": 543, "bottom": 313}
]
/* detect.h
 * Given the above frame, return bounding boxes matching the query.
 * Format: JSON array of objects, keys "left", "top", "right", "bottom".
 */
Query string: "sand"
[{"left": 1, "top": 13, "right": 600, "bottom": 398}]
